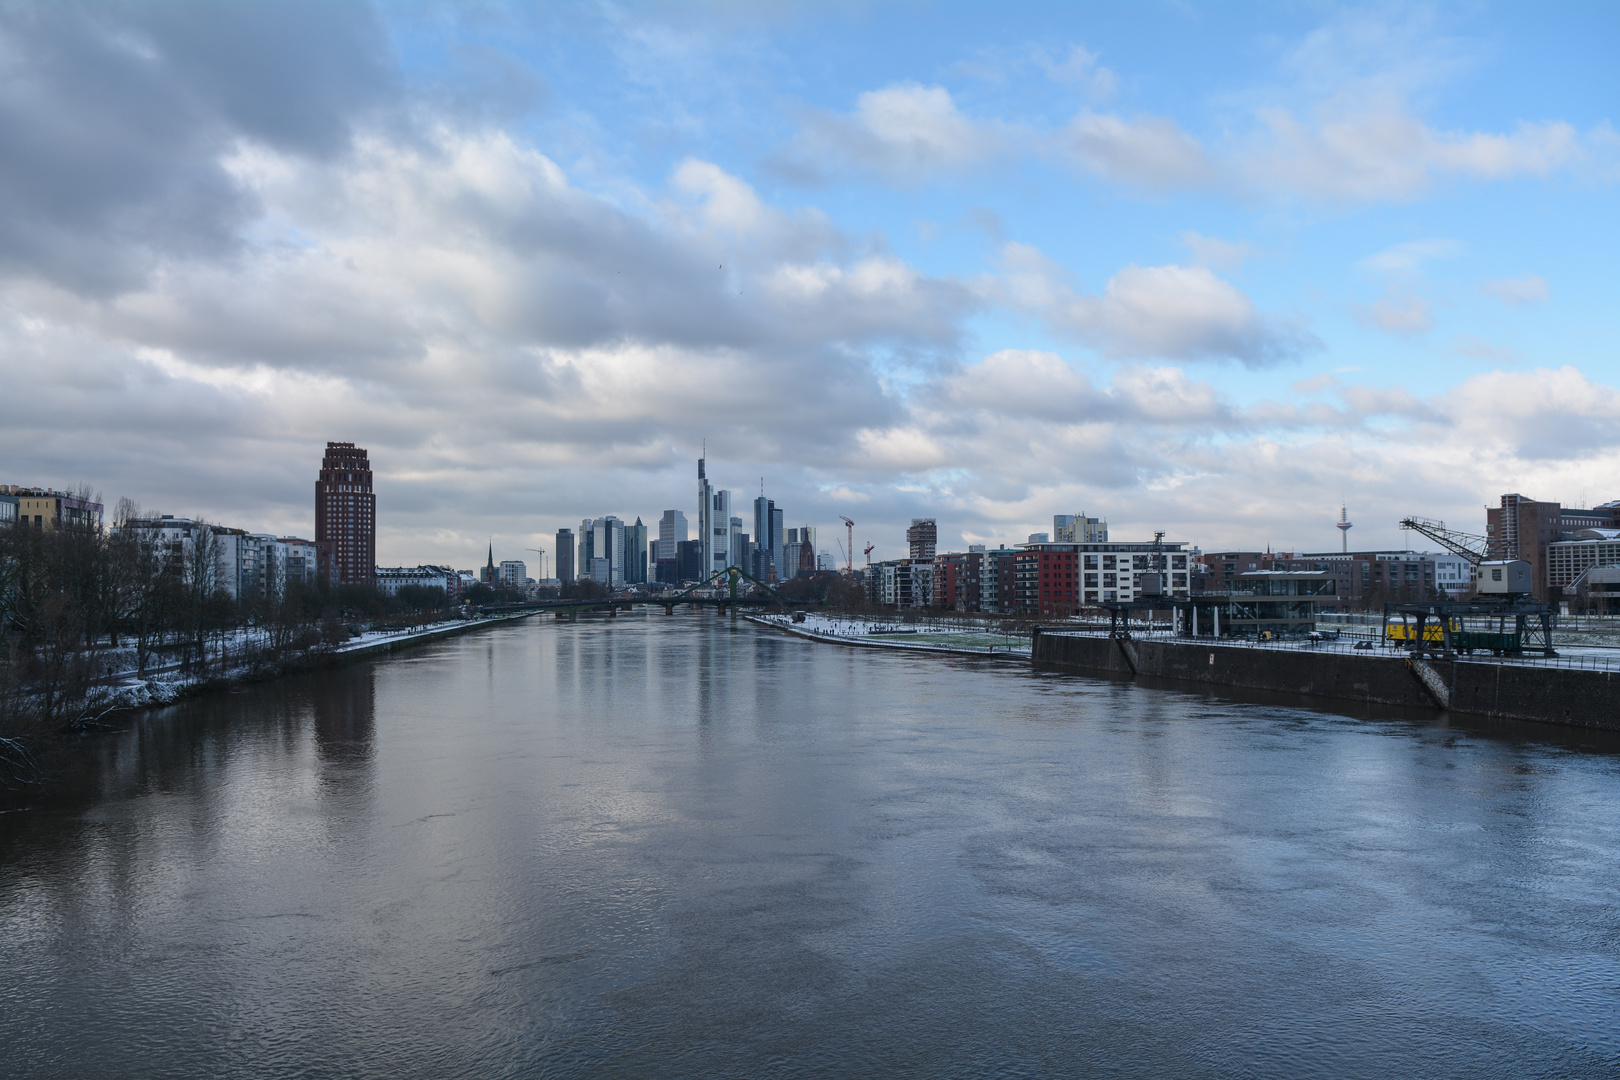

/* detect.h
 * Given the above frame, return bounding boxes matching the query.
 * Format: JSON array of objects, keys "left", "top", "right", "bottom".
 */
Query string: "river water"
[{"left": 3, "top": 614, "right": 1619, "bottom": 1078}]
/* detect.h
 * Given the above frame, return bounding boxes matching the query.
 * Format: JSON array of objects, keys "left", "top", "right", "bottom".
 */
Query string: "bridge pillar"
[
  {"left": 608, "top": 605, "right": 617, "bottom": 618},
  {"left": 664, "top": 605, "right": 674, "bottom": 616},
  {"left": 568, "top": 610, "right": 576, "bottom": 623}
]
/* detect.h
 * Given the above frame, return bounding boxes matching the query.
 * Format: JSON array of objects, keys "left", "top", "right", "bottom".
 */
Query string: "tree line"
[{"left": 0, "top": 495, "right": 452, "bottom": 791}]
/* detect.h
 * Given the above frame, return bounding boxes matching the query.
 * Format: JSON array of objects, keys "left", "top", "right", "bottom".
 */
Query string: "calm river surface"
[{"left": 4, "top": 614, "right": 1620, "bottom": 1078}]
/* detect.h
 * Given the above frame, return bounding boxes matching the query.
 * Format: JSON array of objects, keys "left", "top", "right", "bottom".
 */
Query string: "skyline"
[{"left": 2, "top": 2, "right": 1616, "bottom": 565}]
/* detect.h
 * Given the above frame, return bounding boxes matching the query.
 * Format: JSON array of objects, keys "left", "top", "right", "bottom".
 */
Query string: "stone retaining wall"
[{"left": 1032, "top": 633, "right": 1620, "bottom": 731}]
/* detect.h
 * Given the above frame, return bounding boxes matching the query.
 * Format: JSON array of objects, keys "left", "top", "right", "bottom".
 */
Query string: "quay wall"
[{"left": 1032, "top": 633, "right": 1620, "bottom": 731}]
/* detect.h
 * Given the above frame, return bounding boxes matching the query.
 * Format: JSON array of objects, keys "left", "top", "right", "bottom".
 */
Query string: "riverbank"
[
  {"left": 1033, "top": 630, "right": 1620, "bottom": 731},
  {"left": 97, "top": 612, "right": 536, "bottom": 716},
  {"left": 747, "top": 613, "right": 1031, "bottom": 659}
]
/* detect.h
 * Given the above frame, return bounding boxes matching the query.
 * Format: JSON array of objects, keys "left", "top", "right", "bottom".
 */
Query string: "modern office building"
[
  {"left": 753, "top": 496, "right": 778, "bottom": 580},
  {"left": 315, "top": 441, "right": 376, "bottom": 587},
  {"left": 676, "top": 539, "right": 704, "bottom": 583},
  {"left": 657, "top": 510, "right": 688, "bottom": 561},
  {"left": 555, "top": 528, "right": 575, "bottom": 583},
  {"left": 625, "top": 518, "right": 649, "bottom": 585},
  {"left": 580, "top": 516, "right": 625, "bottom": 585},
  {"left": 499, "top": 560, "right": 527, "bottom": 585}
]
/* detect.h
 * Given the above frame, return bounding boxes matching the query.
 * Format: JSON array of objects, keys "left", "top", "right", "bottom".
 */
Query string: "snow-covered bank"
[
  {"left": 95, "top": 613, "right": 532, "bottom": 719},
  {"left": 748, "top": 613, "right": 1031, "bottom": 659}
]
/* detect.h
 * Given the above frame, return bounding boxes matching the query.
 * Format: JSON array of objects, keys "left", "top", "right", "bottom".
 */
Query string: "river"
[{"left": 3, "top": 613, "right": 1619, "bottom": 1077}]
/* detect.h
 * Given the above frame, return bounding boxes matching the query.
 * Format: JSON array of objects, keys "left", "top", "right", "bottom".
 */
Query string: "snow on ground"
[{"left": 753, "top": 613, "right": 1032, "bottom": 656}]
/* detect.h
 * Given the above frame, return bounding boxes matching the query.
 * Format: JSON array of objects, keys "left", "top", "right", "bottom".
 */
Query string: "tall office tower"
[
  {"left": 578, "top": 519, "right": 594, "bottom": 580},
  {"left": 729, "top": 516, "right": 747, "bottom": 569},
  {"left": 555, "top": 528, "right": 575, "bottom": 583},
  {"left": 658, "top": 510, "right": 688, "bottom": 561},
  {"left": 585, "top": 516, "right": 624, "bottom": 585},
  {"left": 698, "top": 455, "right": 714, "bottom": 575},
  {"left": 625, "top": 518, "right": 649, "bottom": 584},
  {"left": 770, "top": 506, "right": 784, "bottom": 577},
  {"left": 753, "top": 496, "right": 777, "bottom": 577},
  {"left": 315, "top": 441, "right": 376, "bottom": 586},
  {"left": 907, "top": 518, "right": 938, "bottom": 561},
  {"left": 710, "top": 488, "right": 732, "bottom": 574}
]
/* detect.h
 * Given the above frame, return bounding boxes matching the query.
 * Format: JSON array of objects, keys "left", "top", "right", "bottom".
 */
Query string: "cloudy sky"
[{"left": 3, "top": 1, "right": 1616, "bottom": 567}]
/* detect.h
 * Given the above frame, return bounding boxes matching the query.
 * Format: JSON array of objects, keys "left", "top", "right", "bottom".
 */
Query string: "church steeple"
[{"left": 483, "top": 538, "right": 496, "bottom": 583}]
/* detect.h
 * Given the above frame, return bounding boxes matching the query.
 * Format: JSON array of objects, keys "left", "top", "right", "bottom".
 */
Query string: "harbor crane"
[
  {"left": 1397, "top": 517, "right": 1497, "bottom": 566},
  {"left": 839, "top": 516, "right": 855, "bottom": 574}
]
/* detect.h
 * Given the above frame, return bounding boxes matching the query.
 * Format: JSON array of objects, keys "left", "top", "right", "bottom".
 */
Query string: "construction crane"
[
  {"left": 527, "top": 546, "right": 547, "bottom": 582},
  {"left": 839, "top": 516, "right": 855, "bottom": 574},
  {"left": 863, "top": 541, "right": 875, "bottom": 567},
  {"left": 1397, "top": 517, "right": 1496, "bottom": 566}
]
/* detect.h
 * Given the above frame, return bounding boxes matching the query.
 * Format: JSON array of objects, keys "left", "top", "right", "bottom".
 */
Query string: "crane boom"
[
  {"left": 839, "top": 516, "right": 855, "bottom": 574},
  {"left": 1397, "top": 517, "right": 1495, "bottom": 566}
]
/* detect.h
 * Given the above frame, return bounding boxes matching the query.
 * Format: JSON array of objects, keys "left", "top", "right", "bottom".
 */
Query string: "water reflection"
[{"left": 2, "top": 614, "right": 1619, "bottom": 1079}]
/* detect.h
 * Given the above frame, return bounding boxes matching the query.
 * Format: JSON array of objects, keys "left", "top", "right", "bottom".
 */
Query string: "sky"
[{"left": 2, "top": 0, "right": 1617, "bottom": 568}]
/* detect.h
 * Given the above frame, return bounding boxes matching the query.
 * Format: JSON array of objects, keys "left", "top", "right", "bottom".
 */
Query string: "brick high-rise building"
[{"left": 315, "top": 441, "right": 376, "bottom": 587}]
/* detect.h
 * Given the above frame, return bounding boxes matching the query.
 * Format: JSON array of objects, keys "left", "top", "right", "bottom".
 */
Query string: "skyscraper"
[
  {"left": 555, "top": 528, "right": 575, "bottom": 583},
  {"left": 698, "top": 454, "right": 714, "bottom": 577},
  {"left": 753, "top": 496, "right": 777, "bottom": 579},
  {"left": 658, "top": 510, "right": 688, "bottom": 561},
  {"left": 710, "top": 488, "right": 732, "bottom": 575},
  {"left": 315, "top": 441, "right": 376, "bottom": 587},
  {"left": 625, "top": 517, "right": 649, "bottom": 584}
]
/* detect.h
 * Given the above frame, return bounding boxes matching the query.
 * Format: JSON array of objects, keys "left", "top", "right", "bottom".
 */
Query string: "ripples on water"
[{"left": 3, "top": 614, "right": 1619, "bottom": 1078}]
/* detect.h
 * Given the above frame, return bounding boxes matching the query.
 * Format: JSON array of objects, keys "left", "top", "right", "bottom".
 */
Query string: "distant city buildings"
[{"left": 315, "top": 441, "right": 375, "bottom": 587}]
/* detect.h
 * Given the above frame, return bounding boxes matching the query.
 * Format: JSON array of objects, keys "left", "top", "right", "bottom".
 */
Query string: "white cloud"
[
  {"left": 774, "top": 83, "right": 1004, "bottom": 184},
  {"left": 1036, "top": 45, "right": 1116, "bottom": 100},
  {"left": 1181, "top": 232, "right": 1255, "bottom": 272},
  {"left": 1242, "top": 98, "right": 1584, "bottom": 203},
  {"left": 1000, "top": 243, "right": 1317, "bottom": 366},
  {"left": 1062, "top": 111, "right": 1212, "bottom": 189},
  {"left": 1481, "top": 275, "right": 1549, "bottom": 306},
  {"left": 1358, "top": 238, "right": 1461, "bottom": 275},
  {"left": 1355, "top": 288, "right": 1433, "bottom": 335}
]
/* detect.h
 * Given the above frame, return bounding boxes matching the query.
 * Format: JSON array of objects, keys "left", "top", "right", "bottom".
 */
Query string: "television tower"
[{"left": 1336, "top": 503, "right": 1353, "bottom": 553}]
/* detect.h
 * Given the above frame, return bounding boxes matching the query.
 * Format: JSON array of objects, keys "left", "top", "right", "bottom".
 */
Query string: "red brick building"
[{"left": 315, "top": 441, "right": 376, "bottom": 587}]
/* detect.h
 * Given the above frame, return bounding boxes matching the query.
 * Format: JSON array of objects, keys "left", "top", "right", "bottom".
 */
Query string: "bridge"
[{"left": 478, "top": 566, "right": 821, "bottom": 621}]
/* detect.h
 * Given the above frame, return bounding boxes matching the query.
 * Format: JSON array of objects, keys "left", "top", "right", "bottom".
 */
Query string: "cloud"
[
  {"left": 772, "top": 83, "right": 1004, "bottom": 184},
  {"left": 1182, "top": 232, "right": 1255, "bottom": 272},
  {"left": 0, "top": 1, "right": 392, "bottom": 294},
  {"left": 1241, "top": 98, "right": 1583, "bottom": 203},
  {"left": 1482, "top": 275, "right": 1549, "bottom": 306},
  {"left": 1035, "top": 45, "right": 1116, "bottom": 100},
  {"left": 1062, "top": 111, "right": 1212, "bottom": 189},
  {"left": 1355, "top": 288, "right": 1432, "bottom": 335},
  {"left": 1000, "top": 244, "right": 1318, "bottom": 366},
  {"left": 1358, "top": 238, "right": 1461, "bottom": 275}
]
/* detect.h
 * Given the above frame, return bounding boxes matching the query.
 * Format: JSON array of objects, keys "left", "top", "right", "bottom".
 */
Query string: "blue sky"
[{"left": 2, "top": 1, "right": 1616, "bottom": 565}]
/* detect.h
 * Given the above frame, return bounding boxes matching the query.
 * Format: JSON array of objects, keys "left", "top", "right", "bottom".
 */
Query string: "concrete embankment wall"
[{"left": 1033, "top": 633, "right": 1620, "bottom": 731}]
